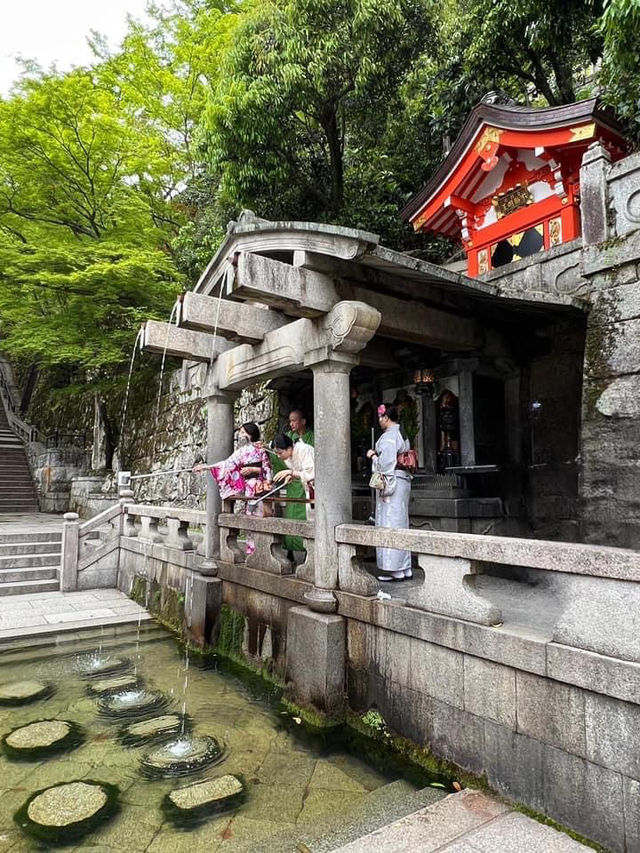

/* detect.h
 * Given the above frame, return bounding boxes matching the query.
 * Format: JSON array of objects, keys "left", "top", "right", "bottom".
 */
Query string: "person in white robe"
[
  {"left": 367, "top": 403, "right": 412, "bottom": 581},
  {"left": 272, "top": 433, "right": 315, "bottom": 518}
]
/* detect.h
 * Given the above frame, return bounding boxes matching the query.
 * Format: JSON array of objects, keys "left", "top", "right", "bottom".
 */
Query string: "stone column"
[
  {"left": 305, "top": 357, "right": 355, "bottom": 612},
  {"left": 199, "top": 392, "right": 235, "bottom": 574},
  {"left": 60, "top": 512, "right": 80, "bottom": 592},
  {"left": 580, "top": 141, "right": 611, "bottom": 246},
  {"left": 459, "top": 371, "right": 476, "bottom": 467}
]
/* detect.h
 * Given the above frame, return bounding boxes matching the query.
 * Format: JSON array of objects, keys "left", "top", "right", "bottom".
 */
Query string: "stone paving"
[
  {"left": 0, "top": 589, "right": 150, "bottom": 641},
  {"left": 0, "top": 512, "right": 64, "bottom": 533},
  {"left": 332, "top": 789, "right": 593, "bottom": 853}
]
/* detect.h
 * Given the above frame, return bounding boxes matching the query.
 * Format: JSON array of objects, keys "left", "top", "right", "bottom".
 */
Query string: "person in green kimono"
[{"left": 273, "top": 409, "right": 314, "bottom": 559}]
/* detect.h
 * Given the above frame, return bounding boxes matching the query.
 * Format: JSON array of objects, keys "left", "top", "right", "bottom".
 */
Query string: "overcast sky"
[{"left": 0, "top": 0, "right": 152, "bottom": 95}]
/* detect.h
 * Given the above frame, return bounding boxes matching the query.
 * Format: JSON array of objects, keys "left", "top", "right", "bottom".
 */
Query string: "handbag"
[
  {"left": 396, "top": 449, "right": 418, "bottom": 475},
  {"left": 369, "top": 471, "right": 387, "bottom": 490}
]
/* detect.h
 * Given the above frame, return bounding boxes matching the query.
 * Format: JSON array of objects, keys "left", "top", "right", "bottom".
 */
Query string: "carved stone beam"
[
  {"left": 336, "top": 283, "right": 481, "bottom": 350},
  {"left": 232, "top": 252, "right": 338, "bottom": 317},
  {"left": 216, "top": 318, "right": 309, "bottom": 390},
  {"left": 141, "top": 320, "right": 231, "bottom": 363},
  {"left": 234, "top": 252, "right": 481, "bottom": 350},
  {"left": 179, "top": 291, "right": 287, "bottom": 343}
]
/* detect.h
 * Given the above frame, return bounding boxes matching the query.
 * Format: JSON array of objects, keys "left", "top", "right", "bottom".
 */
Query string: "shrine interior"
[{"left": 269, "top": 280, "right": 586, "bottom": 542}]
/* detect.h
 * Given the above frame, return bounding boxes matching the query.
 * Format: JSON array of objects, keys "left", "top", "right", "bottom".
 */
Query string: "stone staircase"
[
  {"left": 0, "top": 530, "right": 61, "bottom": 595},
  {"left": 0, "top": 401, "right": 39, "bottom": 513}
]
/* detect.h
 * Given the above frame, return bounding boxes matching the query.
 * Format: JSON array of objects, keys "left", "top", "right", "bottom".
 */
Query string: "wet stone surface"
[
  {"left": 168, "top": 774, "right": 244, "bottom": 811},
  {"left": 27, "top": 781, "right": 107, "bottom": 827},
  {"left": 5, "top": 720, "right": 70, "bottom": 749},
  {"left": 0, "top": 680, "right": 52, "bottom": 705},
  {"left": 88, "top": 675, "right": 140, "bottom": 696},
  {"left": 0, "top": 627, "right": 400, "bottom": 851}
]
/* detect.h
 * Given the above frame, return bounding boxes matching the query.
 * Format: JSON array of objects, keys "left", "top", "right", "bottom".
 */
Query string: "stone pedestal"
[
  {"left": 185, "top": 573, "right": 222, "bottom": 648},
  {"left": 580, "top": 142, "right": 612, "bottom": 246},
  {"left": 286, "top": 607, "right": 345, "bottom": 714},
  {"left": 199, "top": 392, "right": 235, "bottom": 574}
]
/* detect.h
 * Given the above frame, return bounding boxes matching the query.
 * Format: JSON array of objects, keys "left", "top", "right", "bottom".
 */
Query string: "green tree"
[
  {"left": 600, "top": 0, "right": 640, "bottom": 139},
  {"left": 201, "top": 0, "right": 437, "bottom": 228}
]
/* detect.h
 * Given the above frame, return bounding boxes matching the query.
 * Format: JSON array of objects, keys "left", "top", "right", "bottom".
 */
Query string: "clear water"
[{"left": 0, "top": 627, "right": 422, "bottom": 852}]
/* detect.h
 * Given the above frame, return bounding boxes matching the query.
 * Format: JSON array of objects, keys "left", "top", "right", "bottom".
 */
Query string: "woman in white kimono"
[
  {"left": 367, "top": 403, "right": 412, "bottom": 581},
  {"left": 272, "top": 433, "right": 315, "bottom": 514}
]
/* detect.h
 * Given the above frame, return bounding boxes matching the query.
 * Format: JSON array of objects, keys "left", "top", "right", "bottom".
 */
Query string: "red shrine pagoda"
[{"left": 401, "top": 97, "right": 627, "bottom": 277}]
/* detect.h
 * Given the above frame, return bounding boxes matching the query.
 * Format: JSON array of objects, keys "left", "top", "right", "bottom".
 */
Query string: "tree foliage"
[{"left": 1, "top": 0, "right": 640, "bottom": 440}]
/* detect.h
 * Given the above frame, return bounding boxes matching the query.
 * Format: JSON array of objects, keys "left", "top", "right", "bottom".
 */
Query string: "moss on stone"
[{"left": 215, "top": 605, "right": 245, "bottom": 658}]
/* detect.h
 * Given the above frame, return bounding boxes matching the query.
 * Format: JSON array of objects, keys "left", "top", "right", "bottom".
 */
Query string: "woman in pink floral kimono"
[{"left": 194, "top": 422, "right": 272, "bottom": 555}]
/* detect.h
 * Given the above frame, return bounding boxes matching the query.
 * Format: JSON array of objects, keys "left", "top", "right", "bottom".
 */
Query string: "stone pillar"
[
  {"left": 305, "top": 358, "right": 354, "bottom": 612},
  {"left": 60, "top": 512, "right": 80, "bottom": 591},
  {"left": 580, "top": 141, "right": 612, "bottom": 246},
  {"left": 199, "top": 392, "right": 235, "bottom": 574},
  {"left": 459, "top": 371, "right": 476, "bottom": 467}
]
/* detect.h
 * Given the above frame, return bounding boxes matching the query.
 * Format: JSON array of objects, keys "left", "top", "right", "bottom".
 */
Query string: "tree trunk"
[
  {"left": 322, "top": 108, "right": 344, "bottom": 214},
  {"left": 96, "top": 396, "right": 116, "bottom": 471},
  {"left": 19, "top": 364, "right": 39, "bottom": 416}
]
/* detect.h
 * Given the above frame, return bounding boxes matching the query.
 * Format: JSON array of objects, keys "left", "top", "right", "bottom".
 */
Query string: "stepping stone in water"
[
  {"left": 3, "top": 719, "right": 84, "bottom": 760},
  {"left": 119, "top": 713, "right": 188, "bottom": 745},
  {"left": 163, "top": 775, "right": 245, "bottom": 824},
  {"left": 87, "top": 675, "right": 140, "bottom": 696},
  {"left": 140, "top": 735, "right": 224, "bottom": 778},
  {"left": 78, "top": 655, "right": 131, "bottom": 679},
  {"left": 97, "top": 689, "right": 169, "bottom": 719},
  {"left": 0, "top": 680, "right": 54, "bottom": 706},
  {"left": 14, "top": 780, "right": 120, "bottom": 844}
]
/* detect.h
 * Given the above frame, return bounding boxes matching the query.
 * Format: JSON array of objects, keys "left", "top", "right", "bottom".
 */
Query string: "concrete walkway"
[
  {"left": 0, "top": 511, "right": 64, "bottom": 533},
  {"left": 0, "top": 588, "right": 150, "bottom": 643},
  {"left": 334, "top": 789, "right": 591, "bottom": 853},
  {"left": 332, "top": 789, "right": 592, "bottom": 853}
]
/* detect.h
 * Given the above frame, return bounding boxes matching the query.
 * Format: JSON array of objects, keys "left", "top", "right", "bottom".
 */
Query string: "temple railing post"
[
  {"left": 304, "top": 356, "right": 355, "bottom": 612},
  {"left": 199, "top": 391, "right": 235, "bottom": 575}
]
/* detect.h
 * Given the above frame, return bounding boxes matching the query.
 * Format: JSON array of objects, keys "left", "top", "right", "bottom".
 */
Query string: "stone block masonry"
[{"left": 346, "top": 619, "right": 640, "bottom": 853}]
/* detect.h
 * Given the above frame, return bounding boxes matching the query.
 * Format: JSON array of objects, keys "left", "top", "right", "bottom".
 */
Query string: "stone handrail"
[
  {"left": 79, "top": 502, "right": 123, "bottom": 536},
  {"left": 335, "top": 523, "right": 640, "bottom": 647},
  {"left": 335, "top": 523, "right": 640, "bottom": 583},
  {"left": 217, "top": 511, "right": 314, "bottom": 578},
  {"left": 125, "top": 503, "right": 207, "bottom": 527}
]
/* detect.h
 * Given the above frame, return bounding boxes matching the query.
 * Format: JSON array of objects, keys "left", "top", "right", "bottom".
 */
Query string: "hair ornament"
[{"left": 377, "top": 404, "right": 387, "bottom": 416}]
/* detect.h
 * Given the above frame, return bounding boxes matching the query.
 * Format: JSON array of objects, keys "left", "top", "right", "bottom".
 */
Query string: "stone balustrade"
[
  {"left": 123, "top": 503, "right": 206, "bottom": 551},
  {"left": 335, "top": 523, "right": 640, "bottom": 661},
  {"left": 217, "top": 512, "right": 314, "bottom": 578}
]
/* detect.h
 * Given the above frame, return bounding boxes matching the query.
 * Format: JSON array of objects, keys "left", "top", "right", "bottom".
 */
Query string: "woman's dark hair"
[
  {"left": 272, "top": 433, "right": 294, "bottom": 450},
  {"left": 242, "top": 422, "right": 260, "bottom": 442},
  {"left": 381, "top": 404, "right": 399, "bottom": 423}
]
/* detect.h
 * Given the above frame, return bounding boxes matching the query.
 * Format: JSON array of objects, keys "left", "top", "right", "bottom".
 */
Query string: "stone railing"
[
  {"left": 218, "top": 512, "right": 314, "bottom": 581},
  {"left": 335, "top": 523, "right": 640, "bottom": 660},
  {"left": 60, "top": 500, "right": 124, "bottom": 591},
  {"left": 122, "top": 503, "right": 206, "bottom": 551}
]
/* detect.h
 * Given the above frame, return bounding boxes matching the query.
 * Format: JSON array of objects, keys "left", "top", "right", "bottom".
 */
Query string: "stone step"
[
  {"left": 0, "top": 552, "right": 62, "bottom": 569},
  {"left": 0, "top": 540, "right": 62, "bottom": 556},
  {"left": 0, "top": 577, "right": 59, "bottom": 596},
  {"left": 0, "top": 531, "right": 62, "bottom": 544},
  {"left": 0, "top": 609, "right": 155, "bottom": 641},
  {"left": 0, "top": 565, "right": 58, "bottom": 584},
  {"left": 0, "top": 618, "right": 166, "bottom": 657},
  {"left": 303, "top": 781, "right": 448, "bottom": 852},
  {"left": 0, "top": 504, "right": 40, "bottom": 513}
]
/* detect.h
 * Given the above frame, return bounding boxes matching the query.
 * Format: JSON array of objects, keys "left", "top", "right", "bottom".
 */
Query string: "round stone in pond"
[
  {"left": 78, "top": 655, "right": 130, "bottom": 678},
  {"left": 97, "top": 689, "right": 169, "bottom": 719},
  {"left": 0, "top": 680, "right": 53, "bottom": 706},
  {"left": 164, "top": 775, "right": 245, "bottom": 823},
  {"left": 120, "top": 713, "right": 186, "bottom": 745},
  {"left": 15, "top": 780, "right": 119, "bottom": 843},
  {"left": 88, "top": 674, "right": 140, "bottom": 696},
  {"left": 3, "top": 719, "right": 84, "bottom": 759},
  {"left": 140, "top": 735, "right": 224, "bottom": 778}
]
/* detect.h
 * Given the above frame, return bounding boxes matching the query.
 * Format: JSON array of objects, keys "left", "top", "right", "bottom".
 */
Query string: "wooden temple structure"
[{"left": 402, "top": 98, "right": 626, "bottom": 276}]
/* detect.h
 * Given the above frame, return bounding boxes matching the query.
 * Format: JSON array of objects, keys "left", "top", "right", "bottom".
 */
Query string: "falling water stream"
[
  {"left": 119, "top": 327, "right": 144, "bottom": 466},
  {"left": 152, "top": 300, "right": 180, "bottom": 458}
]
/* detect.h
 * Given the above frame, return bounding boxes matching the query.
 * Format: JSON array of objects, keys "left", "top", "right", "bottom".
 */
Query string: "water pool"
[{"left": 0, "top": 623, "right": 444, "bottom": 852}]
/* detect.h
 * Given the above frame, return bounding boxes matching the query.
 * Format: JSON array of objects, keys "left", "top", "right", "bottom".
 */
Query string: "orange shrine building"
[{"left": 401, "top": 97, "right": 627, "bottom": 276}]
